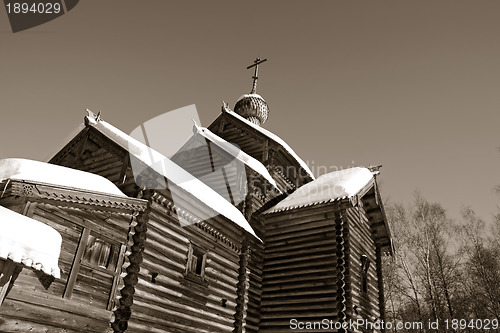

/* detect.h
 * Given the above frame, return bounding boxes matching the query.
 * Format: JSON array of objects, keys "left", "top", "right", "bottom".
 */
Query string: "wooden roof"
[
  {"left": 64, "top": 111, "right": 261, "bottom": 240},
  {"left": 208, "top": 104, "right": 314, "bottom": 192},
  {"left": 262, "top": 170, "right": 393, "bottom": 254}
]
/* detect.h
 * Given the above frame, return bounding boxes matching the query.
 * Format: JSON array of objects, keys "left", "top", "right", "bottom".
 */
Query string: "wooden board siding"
[
  {"left": 208, "top": 118, "right": 266, "bottom": 162},
  {"left": 50, "top": 128, "right": 138, "bottom": 197},
  {"left": 260, "top": 204, "right": 342, "bottom": 332},
  {"left": 0, "top": 201, "right": 137, "bottom": 332},
  {"left": 345, "top": 206, "right": 382, "bottom": 332}
]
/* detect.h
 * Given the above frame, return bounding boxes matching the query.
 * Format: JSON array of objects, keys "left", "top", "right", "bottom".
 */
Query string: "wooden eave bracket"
[{"left": 360, "top": 180, "right": 394, "bottom": 255}]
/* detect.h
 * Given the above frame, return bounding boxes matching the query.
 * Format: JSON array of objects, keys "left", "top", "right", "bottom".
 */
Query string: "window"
[
  {"left": 185, "top": 243, "right": 207, "bottom": 285},
  {"left": 360, "top": 254, "right": 370, "bottom": 294},
  {"left": 82, "top": 234, "right": 120, "bottom": 271},
  {"left": 63, "top": 228, "right": 126, "bottom": 310}
]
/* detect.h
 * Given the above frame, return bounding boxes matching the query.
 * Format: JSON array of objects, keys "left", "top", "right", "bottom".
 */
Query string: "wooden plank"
[
  {"left": 0, "top": 319, "right": 83, "bottom": 333},
  {"left": 6, "top": 288, "right": 113, "bottom": 322},
  {"left": 107, "top": 244, "right": 126, "bottom": 310},
  {"left": 64, "top": 227, "right": 90, "bottom": 299},
  {"left": 0, "top": 297, "right": 112, "bottom": 332}
]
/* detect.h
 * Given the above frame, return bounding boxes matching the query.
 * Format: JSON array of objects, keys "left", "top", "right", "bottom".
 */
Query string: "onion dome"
[
  {"left": 234, "top": 93, "right": 269, "bottom": 126},
  {"left": 234, "top": 58, "right": 269, "bottom": 126}
]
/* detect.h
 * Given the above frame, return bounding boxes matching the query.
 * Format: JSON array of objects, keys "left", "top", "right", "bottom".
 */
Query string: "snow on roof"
[
  {"left": 0, "top": 158, "right": 127, "bottom": 197},
  {"left": 224, "top": 108, "right": 315, "bottom": 180},
  {"left": 264, "top": 167, "right": 374, "bottom": 214},
  {"left": 193, "top": 123, "right": 279, "bottom": 189},
  {"left": 236, "top": 93, "right": 265, "bottom": 103},
  {"left": 84, "top": 111, "right": 260, "bottom": 241},
  {"left": 0, "top": 205, "right": 62, "bottom": 278}
]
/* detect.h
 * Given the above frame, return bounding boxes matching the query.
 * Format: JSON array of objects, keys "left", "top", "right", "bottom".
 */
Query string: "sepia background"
[{"left": 0, "top": 0, "right": 499, "bottom": 222}]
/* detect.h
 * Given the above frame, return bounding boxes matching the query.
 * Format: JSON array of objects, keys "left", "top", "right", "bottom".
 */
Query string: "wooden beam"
[{"left": 63, "top": 227, "right": 90, "bottom": 299}]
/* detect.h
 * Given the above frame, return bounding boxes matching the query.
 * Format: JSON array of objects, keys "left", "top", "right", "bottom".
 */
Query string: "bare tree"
[
  {"left": 385, "top": 194, "right": 461, "bottom": 332},
  {"left": 459, "top": 208, "right": 500, "bottom": 319}
]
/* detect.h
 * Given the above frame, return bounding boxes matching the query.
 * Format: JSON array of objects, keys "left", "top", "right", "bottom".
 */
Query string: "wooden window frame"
[
  {"left": 63, "top": 226, "right": 126, "bottom": 310},
  {"left": 184, "top": 243, "right": 208, "bottom": 286},
  {"left": 361, "top": 254, "right": 371, "bottom": 294}
]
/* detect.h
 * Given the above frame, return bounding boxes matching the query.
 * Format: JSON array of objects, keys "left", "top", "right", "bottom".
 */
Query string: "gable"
[
  {"left": 50, "top": 111, "right": 260, "bottom": 241},
  {"left": 208, "top": 104, "right": 314, "bottom": 193}
]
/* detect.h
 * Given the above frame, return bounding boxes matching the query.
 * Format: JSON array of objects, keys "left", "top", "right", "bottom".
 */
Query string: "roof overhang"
[
  {"left": 0, "top": 205, "right": 62, "bottom": 279},
  {"left": 1, "top": 178, "right": 147, "bottom": 215},
  {"left": 81, "top": 111, "right": 261, "bottom": 242}
]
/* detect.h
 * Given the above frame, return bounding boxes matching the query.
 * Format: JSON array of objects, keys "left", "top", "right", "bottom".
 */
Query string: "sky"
[{"left": 0, "top": 1, "right": 499, "bottom": 222}]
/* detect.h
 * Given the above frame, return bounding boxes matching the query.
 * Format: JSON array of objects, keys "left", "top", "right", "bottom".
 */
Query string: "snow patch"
[
  {"left": 0, "top": 205, "right": 62, "bottom": 278},
  {"left": 236, "top": 93, "right": 266, "bottom": 103},
  {"left": 193, "top": 124, "right": 279, "bottom": 190},
  {"left": 265, "top": 167, "right": 374, "bottom": 214},
  {"left": 0, "top": 158, "right": 126, "bottom": 197}
]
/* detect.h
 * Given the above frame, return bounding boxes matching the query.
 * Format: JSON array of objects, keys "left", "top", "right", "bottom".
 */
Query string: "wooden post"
[
  {"left": 112, "top": 191, "right": 152, "bottom": 333},
  {"left": 233, "top": 239, "right": 250, "bottom": 333},
  {"left": 63, "top": 227, "right": 90, "bottom": 299}
]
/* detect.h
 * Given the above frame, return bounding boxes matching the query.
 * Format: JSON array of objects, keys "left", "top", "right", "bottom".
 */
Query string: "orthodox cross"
[{"left": 247, "top": 58, "right": 267, "bottom": 94}]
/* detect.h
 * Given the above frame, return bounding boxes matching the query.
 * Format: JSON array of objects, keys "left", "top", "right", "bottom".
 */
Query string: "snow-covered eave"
[
  {"left": 2, "top": 178, "right": 147, "bottom": 212},
  {"left": 192, "top": 123, "right": 280, "bottom": 191},
  {"left": 156, "top": 180, "right": 262, "bottom": 242},
  {"left": 221, "top": 107, "right": 315, "bottom": 181},
  {"left": 0, "top": 205, "right": 62, "bottom": 278},
  {"left": 264, "top": 177, "right": 375, "bottom": 215},
  {"left": 0, "top": 158, "right": 128, "bottom": 198},
  {"left": 83, "top": 111, "right": 261, "bottom": 242}
]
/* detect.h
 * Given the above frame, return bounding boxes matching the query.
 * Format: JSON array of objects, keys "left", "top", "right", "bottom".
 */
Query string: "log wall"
[
  {"left": 345, "top": 206, "right": 382, "bottom": 332},
  {"left": 49, "top": 124, "right": 266, "bottom": 332},
  {"left": 0, "top": 200, "right": 136, "bottom": 333},
  {"left": 260, "top": 204, "right": 342, "bottom": 332},
  {"left": 125, "top": 199, "right": 245, "bottom": 333}
]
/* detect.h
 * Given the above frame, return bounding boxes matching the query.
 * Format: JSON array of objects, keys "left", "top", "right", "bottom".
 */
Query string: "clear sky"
[{"left": 1, "top": 1, "right": 499, "bottom": 222}]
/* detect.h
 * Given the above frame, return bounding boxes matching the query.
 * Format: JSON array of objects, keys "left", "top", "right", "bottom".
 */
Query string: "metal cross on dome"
[{"left": 247, "top": 58, "right": 267, "bottom": 94}]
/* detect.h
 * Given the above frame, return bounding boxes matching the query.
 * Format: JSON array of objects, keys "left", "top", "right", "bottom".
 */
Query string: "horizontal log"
[
  {"left": 130, "top": 297, "right": 233, "bottom": 332},
  {"left": 265, "top": 242, "right": 336, "bottom": 260},
  {"left": 264, "top": 252, "right": 335, "bottom": 268},
  {"left": 265, "top": 224, "right": 334, "bottom": 243},
  {"left": 260, "top": 310, "right": 337, "bottom": 320},
  {"left": 0, "top": 320, "right": 84, "bottom": 333},
  {"left": 264, "top": 204, "right": 337, "bottom": 224},
  {"left": 1, "top": 290, "right": 113, "bottom": 332},
  {"left": 262, "top": 279, "right": 337, "bottom": 293},
  {"left": 264, "top": 270, "right": 337, "bottom": 286}
]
